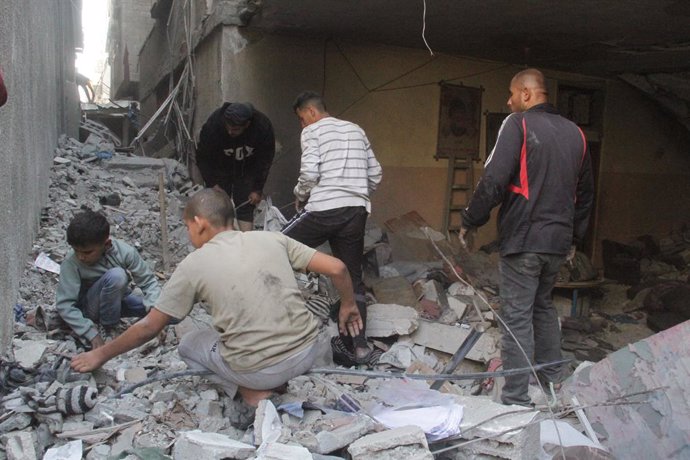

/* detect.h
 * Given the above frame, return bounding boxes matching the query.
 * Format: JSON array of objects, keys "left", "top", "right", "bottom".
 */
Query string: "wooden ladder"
[{"left": 443, "top": 153, "right": 474, "bottom": 234}]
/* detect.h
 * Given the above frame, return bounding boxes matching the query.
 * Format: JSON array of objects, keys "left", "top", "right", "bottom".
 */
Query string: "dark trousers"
[
  {"left": 213, "top": 175, "right": 255, "bottom": 222},
  {"left": 282, "top": 206, "right": 368, "bottom": 342},
  {"left": 499, "top": 252, "right": 565, "bottom": 406}
]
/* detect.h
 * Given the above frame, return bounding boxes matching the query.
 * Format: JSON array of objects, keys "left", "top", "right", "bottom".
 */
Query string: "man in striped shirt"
[{"left": 283, "top": 91, "right": 382, "bottom": 362}]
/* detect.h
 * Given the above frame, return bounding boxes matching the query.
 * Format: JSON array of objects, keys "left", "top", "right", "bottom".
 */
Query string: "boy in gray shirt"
[{"left": 56, "top": 210, "right": 161, "bottom": 349}]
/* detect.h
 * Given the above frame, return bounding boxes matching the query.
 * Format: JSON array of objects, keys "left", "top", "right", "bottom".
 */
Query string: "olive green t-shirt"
[{"left": 156, "top": 230, "right": 320, "bottom": 372}]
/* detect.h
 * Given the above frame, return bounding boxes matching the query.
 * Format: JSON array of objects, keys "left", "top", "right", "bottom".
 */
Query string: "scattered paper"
[{"left": 34, "top": 252, "right": 60, "bottom": 274}]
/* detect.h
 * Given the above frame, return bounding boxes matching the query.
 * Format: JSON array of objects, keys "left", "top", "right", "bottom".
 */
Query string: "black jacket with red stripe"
[{"left": 461, "top": 103, "right": 594, "bottom": 257}]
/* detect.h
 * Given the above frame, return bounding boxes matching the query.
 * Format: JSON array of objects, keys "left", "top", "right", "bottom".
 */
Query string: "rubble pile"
[
  {"left": 601, "top": 233, "right": 690, "bottom": 332},
  {"left": 2, "top": 134, "right": 659, "bottom": 459}
]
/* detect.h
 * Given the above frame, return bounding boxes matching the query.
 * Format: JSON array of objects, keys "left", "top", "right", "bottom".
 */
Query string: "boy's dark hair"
[
  {"left": 293, "top": 91, "right": 327, "bottom": 113},
  {"left": 66, "top": 210, "right": 110, "bottom": 247},
  {"left": 183, "top": 188, "right": 235, "bottom": 227}
]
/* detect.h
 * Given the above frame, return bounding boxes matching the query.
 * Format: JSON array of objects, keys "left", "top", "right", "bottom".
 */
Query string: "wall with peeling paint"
[{"left": 0, "top": 0, "right": 80, "bottom": 354}]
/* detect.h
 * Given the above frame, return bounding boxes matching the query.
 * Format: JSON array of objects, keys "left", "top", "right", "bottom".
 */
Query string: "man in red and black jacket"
[
  {"left": 196, "top": 102, "right": 275, "bottom": 231},
  {"left": 461, "top": 68, "right": 594, "bottom": 407},
  {"left": 0, "top": 68, "right": 8, "bottom": 107}
]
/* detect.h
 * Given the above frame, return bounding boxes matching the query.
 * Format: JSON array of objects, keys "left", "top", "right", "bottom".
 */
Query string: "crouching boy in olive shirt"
[{"left": 71, "top": 188, "right": 363, "bottom": 420}]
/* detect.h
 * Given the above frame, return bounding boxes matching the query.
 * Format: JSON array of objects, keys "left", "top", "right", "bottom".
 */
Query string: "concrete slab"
[
  {"left": 366, "top": 303, "right": 420, "bottom": 337},
  {"left": 411, "top": 321, "right": 500, "bottom": 363},
  {"left": 103, "top": 156, "right": 166, "bottom": 171},
  {"left": 1, "top": 431, "right": 38, "bottom": 460},
  {"left": 256, "top": 442, "right": 313, "bottom": 459},
  {"left": 172, "top": 430, "right": 256, "bottom": 460},
  {"left": 370, "top": 276, "right": 418, "bottom": 308},
  {"left": 451, "top": 395, "right": 540, "bottom": 459},
  {"left": 348, "top": 425, "right": 432, "bottom": 459},
  {"left": 12, "top": 339, "right": 49, "bottom": 368},
  {"left": 562, "top": 320, "right": 690, "bottom": 459}
]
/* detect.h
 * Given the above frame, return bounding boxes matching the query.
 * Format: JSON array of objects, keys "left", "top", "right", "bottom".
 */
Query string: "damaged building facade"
[
  {"left": 0, "top": 0, "right": 82, "bottom": 354},
  {"left": 134, "top": 0, "right": 690, "bottom": 267}
]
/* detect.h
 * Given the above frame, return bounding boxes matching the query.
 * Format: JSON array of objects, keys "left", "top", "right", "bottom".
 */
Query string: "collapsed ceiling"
[{"left": 252, "top": 0, "right": 690, "bottom": 130}]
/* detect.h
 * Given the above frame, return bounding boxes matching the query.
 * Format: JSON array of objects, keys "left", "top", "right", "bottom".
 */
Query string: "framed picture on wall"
[
  {"left": 485, "top": 112, "right": 510, "bottom": 158},
  {"left": 436, "top": 83, "right": 482, "bottom": 159}
]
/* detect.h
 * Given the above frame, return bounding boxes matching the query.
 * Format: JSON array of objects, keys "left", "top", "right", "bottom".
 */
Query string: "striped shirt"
[{"left": 294, "top": 117, "right": 383, "bottom": 213}]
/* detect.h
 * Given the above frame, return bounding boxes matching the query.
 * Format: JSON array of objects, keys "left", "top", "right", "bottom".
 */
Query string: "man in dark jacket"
[
  {"left": 196, "top": 102, "right": 275, "bottom": 231},
  {"left": 460, "top": 69, "right": 594, "bottom": 406}
]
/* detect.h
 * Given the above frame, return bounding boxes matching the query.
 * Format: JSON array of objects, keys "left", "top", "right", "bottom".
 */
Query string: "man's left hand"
[
  {"left": 248, "top": 191, "right": 262, "bottom": 205},
  {"left": 71, "top": 349, "right": 106, "bottom": 373},
  {"left": 338, "top": 301, "right": 363, "bottom": 337}
]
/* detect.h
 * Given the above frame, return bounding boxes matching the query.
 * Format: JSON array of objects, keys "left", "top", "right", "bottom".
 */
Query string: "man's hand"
[
  {"left": 566, "top": 245, "right": 577, "bottom": 266},
  {"left": 459, "top": 227, "right": 470, "bottom": 249},
  {"left": 294, "top": 197, "right": 306, "bottom": 212},
  {"left": 71, "top": 349, "right": 107, "bottom": 373},
  {"left": 90, "top": 335, "right": 105, "bottom": 349},
  {"left": 338, "top": 301, "right": 363, "bottom": 337},
  {"left": 248, "top": 191, "right": 262, "bottom": 205}
]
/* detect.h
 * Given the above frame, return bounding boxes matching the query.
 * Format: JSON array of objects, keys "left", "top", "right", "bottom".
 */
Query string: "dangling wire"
[{"left": 422, "top": 0, "right": 435, "bottom": 56}]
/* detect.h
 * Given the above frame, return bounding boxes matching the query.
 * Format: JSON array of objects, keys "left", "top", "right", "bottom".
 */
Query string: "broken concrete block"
[
  {"left": 43, "top": 440, "right": 82, "bottom": 460},
  {"left": 116, "top": 367, "right": 147, "bottom": 383},
  {"left": 311, "top": 414, "right": 376, "bottom": 454},
  {"left": 0, "top": 412, "right": 32, "bottom": 433},
  {"left": 195, "top": 400, "right": 223, "bottom": 418},
  {"left": 53, "top": 156, "right": 72, "bottom": 166},
  {"left": 254, "top": 400, "right": 282, "bottom": 447},
  {"left": 1, "top": 431, "right": 38, "bottom": 460},
  {"left": 447, "top": 296, "right": 468, "bottom": 319},
  {"left": 85, "top": 444, "right": 110, "bottom": 460},
  {"left": 448, "top": 282, "right": 475, "bottom": 296},
  {"left": 200, "top": 389, "right": 219, "bottom": 401},
  {"left": 366, "top": 304, "right": 419, "bottom": 338},
  {"left": 103, "top": 156, "right": 166, "bottom": 171},
  {"left": 348, "top": 425, "right": 432, "bottom": 459},
  {"left": 411, "top": 321, "right": 500, "bottom": 363},
  {"left": 562, "top": 320, "right": 690, "bottom": 460},
  {"left": 378, "top": 342, "right": 413, "bottom": 369},
  {"left": 454, "top": 395, "right": 540, "bottom": 459},
  {"left": 370, "top": 276, "right": 418, "bottom": 308},
  {"left": 256, "top": 442, "right": 313, "bottom": 459},
  {"left": 12, "top": 339, "right": 49, "bottom": 368},
  {"left": 172, "top": 431, "right": 256, "bottom": 460}
]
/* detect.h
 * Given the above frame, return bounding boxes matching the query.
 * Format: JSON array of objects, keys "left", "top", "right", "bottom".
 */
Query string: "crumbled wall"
[{"left": 0, "top": 0, "right": 79, "bottom": 354}]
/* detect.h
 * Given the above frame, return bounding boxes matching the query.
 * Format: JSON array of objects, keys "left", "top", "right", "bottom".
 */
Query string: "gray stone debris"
[
  {"left": 1, "top": 431, "right": 38, "bottom": 460},
  {"left": 348, "top": 425, "right": 432, "bottom": 459},
  {"left": 172, "top": 431, "right": 256, "bottom": 460},
  {"left": 365, "top": 304, "right": 419, "bottom": 337}
]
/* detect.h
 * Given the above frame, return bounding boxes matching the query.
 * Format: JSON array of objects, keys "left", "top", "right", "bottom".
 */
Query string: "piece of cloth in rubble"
[
  {"left": 330, "top": 336, "right": 382, "bottom": 367},
  {"left": 155, "top": 230, "right": 321, "bottom": 373},
  {"left": 55, "top": 238, "right": 161, "bottom": 341}
]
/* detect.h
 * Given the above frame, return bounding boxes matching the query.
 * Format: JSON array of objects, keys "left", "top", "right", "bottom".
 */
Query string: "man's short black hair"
[
  {"left": 183, "top": 188, "right": 236, "bottom": 227},
  {"left": 66, "top": 210, "right": 110, "bottom": 247},
  {"left": 293, "top": 91, "right": 327, "bottom": 113}
]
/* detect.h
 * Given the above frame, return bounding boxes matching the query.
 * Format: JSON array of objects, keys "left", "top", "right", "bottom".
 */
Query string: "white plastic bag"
[{"left": 253, "top": 198, "right": 287, "bottom": 232}]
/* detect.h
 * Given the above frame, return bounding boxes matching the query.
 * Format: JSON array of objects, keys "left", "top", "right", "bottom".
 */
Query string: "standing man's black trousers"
[{"left": 282, "top": 206, "right": 368, "bottom": 346}]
